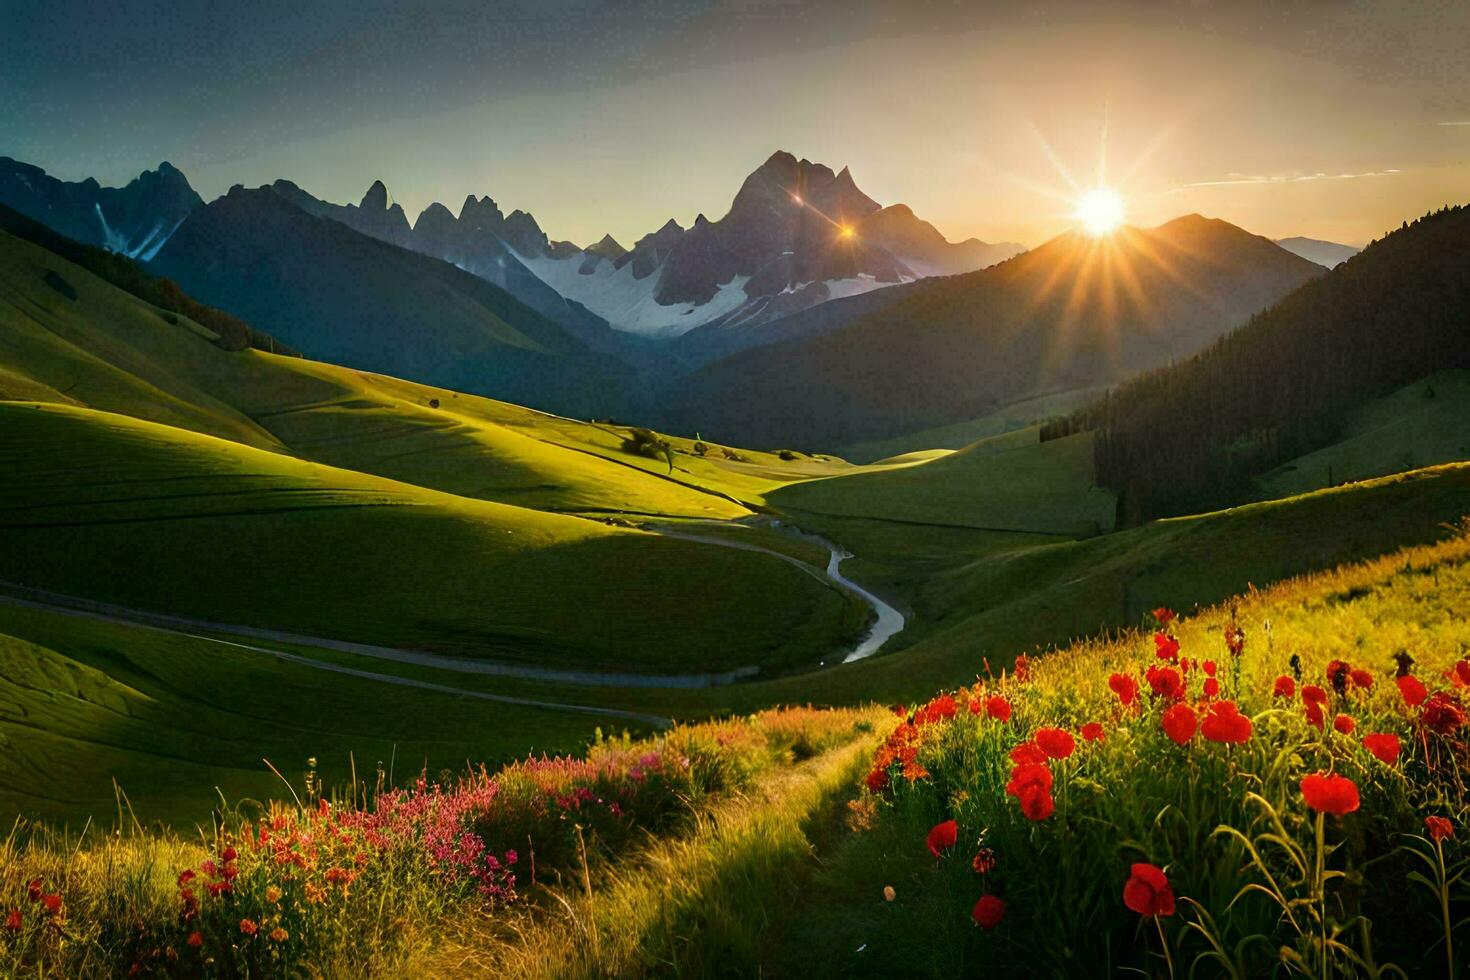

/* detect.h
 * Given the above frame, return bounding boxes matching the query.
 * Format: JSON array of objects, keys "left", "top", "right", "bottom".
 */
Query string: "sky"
[{"left": 4, "top": 0, "right": 1468, "bottom": 249}]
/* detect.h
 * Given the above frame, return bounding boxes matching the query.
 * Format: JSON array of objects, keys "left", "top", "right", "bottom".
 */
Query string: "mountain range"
[{"left": 1274, "top": 236, "right": 1361, "bottom": 268}]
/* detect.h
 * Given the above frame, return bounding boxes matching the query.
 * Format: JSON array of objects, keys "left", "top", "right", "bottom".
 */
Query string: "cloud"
[
  {"left": 1172, "top": 169, "right": 1402, "bottom": 190},
  {"left": 1438, "top": 121, "right": 1470, "bottom": 126}
]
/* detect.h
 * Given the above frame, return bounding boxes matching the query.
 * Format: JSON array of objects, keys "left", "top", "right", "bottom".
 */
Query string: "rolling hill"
[{"left": 659, "top": 214, "right": 1323, "bottom": 448}]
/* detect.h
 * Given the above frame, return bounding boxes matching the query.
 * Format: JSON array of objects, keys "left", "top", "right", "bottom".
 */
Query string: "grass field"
[{"left": 0, "top": 403, "right": 865, "bottom": 675}]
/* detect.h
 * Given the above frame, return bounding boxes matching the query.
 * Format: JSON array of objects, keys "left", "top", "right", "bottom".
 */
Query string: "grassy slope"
[
  {"left": 771, "top": 428, "right": 1118, "bottom": 537},
  {"left": 1258, "top": 369, "right": 1470, "bottom": 499},
  {"left": 0, "top": 403, "right": 862, "bottom": 674}
]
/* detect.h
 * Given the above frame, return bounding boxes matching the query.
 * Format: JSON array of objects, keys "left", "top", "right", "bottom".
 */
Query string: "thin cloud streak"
[{"left": 1170, "top": 169, "right": 1402, "bottom": 191}]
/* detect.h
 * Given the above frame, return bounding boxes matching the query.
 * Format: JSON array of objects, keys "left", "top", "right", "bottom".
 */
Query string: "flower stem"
[
  {"left": 1437, "top": 838, "right": 1456, "bottom": 980},
  {"left": 1155, "top": 914, "right": 1175, "bottom": 980}
]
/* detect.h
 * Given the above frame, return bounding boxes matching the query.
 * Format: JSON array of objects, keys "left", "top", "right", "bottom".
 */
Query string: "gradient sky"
[{"left": 4, "top": 1, "right": 1467, "bottom": 249}]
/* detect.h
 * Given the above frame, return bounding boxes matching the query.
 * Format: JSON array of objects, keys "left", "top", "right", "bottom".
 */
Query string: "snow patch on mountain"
[{"left": 523, "top": 253, "right": 751, "bottom": 337}]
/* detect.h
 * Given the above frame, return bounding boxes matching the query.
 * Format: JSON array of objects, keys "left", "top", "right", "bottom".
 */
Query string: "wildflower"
[
  {"left": 986, "top": 696, "right": 1012, "bottom": 722},
  {"left": 1005, "top": 764, "right": 1053, "bottom": 798},
  {"left": 1273, "top": 675, "right": 1296, "bottom": 699},
  {"left": 1224, "top": 624, "right": 1246, "bottom": 657},
  {"left": 1333, "top": 714, "right": 1356, "bottom": 735},
  {"left": 240, "top": 918, "right": 260, "bottom": 936},
  {"left": 186, "top": 932, "right": 203, "bottom": 948},
  {"left": 1300, "top": 773, "right": 1360, "bottom": 815},
  {"left": 1016, "top": 785, "right": 1055, "bottom": 821},
  {"left": 1009, "top": 741, "right": 1046, "bottom": 766},
  {"left": 1035, "top": 727, "right": 1075, "bottom": 760},
  {"left": 865, "top": 768, "right": 890, "bottom": 793},
  {"left": 1350, "top": 668, "right": 1374, "bottom": 689},
  {"left": 1326, "top": 660, "right": 1352, "bottom": 695},
  {"left": 177, "top": 869, "right": 196, "bottom": 887},
  {"left": 1154, "top": 632, "right": 1180, "bottom": 662},
  {"left": 1146, "top": 665, "right": 1184, "bottom": 700},
  {"left": 265, "top": 886, "right": 282, "bottom": 904},
  {"left": 40, "top": 894, "right": 62, "bottom": 916},
  {"left": 1161, "top": 703, "right": 1197, "bottom": 745},
  {"left": 269, "top": 927, "right": 289, "bottom": 943},
  {"left": 1123, "top": 863, "right": 1175, "bottom": 917},
  {"left": 1426, "top": 816, "right": 1454, "bottom": 843},
  {"left": 1152, "top": 607, "right": 1176, "bottom": 625},
  {"left": 972, "top": 893, "right": 1005, "bottom": 929},
  {"left": 1304, "top": 702, "right": 1324, "bottom": 730},
  {"left": 972, "top": 848, "right": 997, "bottom": 874},
  {"left": 891, "top": 704, "right": 906, "bottom": 717},
  {"left": 26, "top": 879, "right": 41, "bottom": 902},
  {"left": 1202, "top": 660, "right": 1217, "bottom": 678},
  {"left": 883, "top": 885, "right": 896, "bottom": 901},
  {"left": 1361, "top": 733, "right": 1401, "bottom": 764},
  {"left": 968, "top": 698, "right": 983, "bottom": 716},
  {"left": 1200, "top": 701, "right": 1251, "bottom": 744},
  {"left": 1013, "top": 654, "right": 1031, "bottom": 683},
  {"left": 1398, "top": 674, "right": 1428, "bottom": 708},
  {"left": 926, "top": 819, "right": 959, "bottom": 858},
  {"left": 1109, "top": 673, "right": 1139, "bottom": 710},
  {"left": 1202, "top": 677, "right": 1220, "bottom": 698},
  {"left": 1302, "top": 685, "right": 1328, "bottom": 706},
  {"left": 1080, "top": 722, "right": 1106, "bottom": 742},
  {"left": 1453, "top": 661, "right": 1470, "bottom": 688},
  {"left": 220, "top": 845, "right": 238, "bottom": 863},
  {"left": 4, "top": 909, "right": 20, "bottom": 931},
  {"left": 1421, "top": 692, "right": 1465, "bottom": 736}
]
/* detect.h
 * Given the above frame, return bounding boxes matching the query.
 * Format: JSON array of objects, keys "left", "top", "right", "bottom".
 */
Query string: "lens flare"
[{"left": 1074, "top": 187, "right": 1126, "bottom": 236}]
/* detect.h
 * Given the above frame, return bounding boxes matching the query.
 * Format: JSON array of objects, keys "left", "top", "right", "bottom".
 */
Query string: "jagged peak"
[{"left": 360, "top": 180, "right": 390, "bottom": 212}]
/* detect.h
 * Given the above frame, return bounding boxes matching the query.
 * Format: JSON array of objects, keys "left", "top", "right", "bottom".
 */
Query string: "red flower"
[
  {"left": 1361, "top": 733, "right": 1401, "bottom": 765},
  {"left": 39, "top": 894, "right": 61, "bottom": 915},
  {"left": 1333, "top": 714, "right": 1355, "bottom": 735},
  {"left": 1123, "top": 863, "right": 1175, "bottom": 917},
  {"left": 891, "top": 704, "right": 907, "bottom": 717},
  {"left": 25, "top": 879, "right": 42, "bottom": 902},
  {"left": 1326, "top": 660, "right": 1352, "bottom": 694},
  {"left": 1350, "top": 668, "right": 1374, "bottom": 690},
  {"left": 1005, "top": 764, "right": 1053, "bottom": 798},
  {"left": 972, "top": 893, "right": 1005, "bottom": 929},
  {"left": 1081, "top": 722, "right": 1106, "bottom": 742},
  {"left": 1202, "top": 660, "right": 1217, "bottom": 678},
  {"left": 239, "top": 918, "right": 259, "bottom": 936},
  {"left": 1161, "top": 703, "right": 1197, "bottom": 745},
  {"left": 4, "top": 909, "right": 20, "bottom": 932},
  {"left": 1109, "top": 672, "right": 1139, "bottom": 707},
  {"left": 1152, "top": 607, "right": 1176, "bottom": 625},
  {"left": 1300, "top": 773, "right": 1360, "bottom": 815},
  {"left": 1273, "top": 675, "right": 1295, "bottom": 699},
  {"left": 1398, "top": 674, "right": 1428, "bottom": 708},
  {"left": 1202, "top": 677, "right": 1220, "bottom": 698},
  {"left": 1304, "top": 701, "right": 1325, "bottom": 730},
  {"left": 1016, "top": 784, "right": 1055, "bottom": 821},
  {"left": 220, "top": 845, "right": 238, "bottom": 863},
  {"left": 1454, "top": 660, "right": 1470, "bottom": 688},
  {"left": 1302, "top": 684, "right": 1328, "bottom": 706},
  {"left": 986, "top": 696, "right": 1012, "bottom": 722},
  {"left": 1200, "top": 701, "right": 1251, "bottom": 744},
  {"left": 1035, "top": 727, "right": 1076, "bottom": 760},
  {"left": 865, "top": 768, "right": 890, "bottom": 793},
  {"left": 926, "top": 819, "right": 959, "bottom": 858},
  {"left": 177, "top": 869, "right": 197, "bottom": 887},
  {"left": 186, "top": 931, "right": 203, "bottom": 948},
  {"left": 1154, "top": 632, "right": 1180, "bottom": 662},
  {"left": 972, "top": 848, "right": 997, "bottom": 874},
  {"left": 1426, "top": 816, "right": 1455, "bottom": 843},
  {"left": 1009, "top": 741, "right": 1047, "bottom": 766},
  {"left": 1146, "top": 665, "right": 1185, "bottom": 700},
  {"left": 1223, "top": 624, "right": 1246, "bottom": 657},
  {"left": 968, "top": 698, "right": 983, "bottom": 715},
  {"left": 1421, "top": 692, "right": 1465, "bottom": 736}
]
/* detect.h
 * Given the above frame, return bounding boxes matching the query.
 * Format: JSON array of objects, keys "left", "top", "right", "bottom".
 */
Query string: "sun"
[{"left": 1074, "top": 187, "right": 1126, "bottom": 237}]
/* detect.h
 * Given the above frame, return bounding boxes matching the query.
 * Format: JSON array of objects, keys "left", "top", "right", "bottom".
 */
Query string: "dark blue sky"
[{"left": 4, "top": 1, "right": 1467, "bottom": 246}]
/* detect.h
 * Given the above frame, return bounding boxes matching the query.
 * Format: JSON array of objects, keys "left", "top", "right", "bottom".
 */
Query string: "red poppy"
[
  {"left": 865, "top": 768, "right": 890, "bottom": 793},
  {"left": 1302, "top": 685, "right": 1328, "bottom": 706},
  {"left": 1005, "top": 763, "right": 1053, "bottom": 798},
  {"left": 1109, "top": 673, "right": 1139, "bottom": 707},
  {"left": 1152, "top": 607, "right": 1176, "bottom": 625},
  {"left": 987, "top": 696, "right": 1012, "bottom": 722},
  {"left": 1081, "top": 722, "right": 1106, "bottom": 742},
  {"left": 1161, "top": 703, "right": 1197, "bottom": 745},
  {"left": 1224, "top": 624, "right": 1246, "bottom": 657},
  {"left": 926, "top": 819, "right": 959, "bottom": 858},
  {"left": 1035, "top": 727, "right": 1076, "bottom": 759},
  {"left": 1154, "top": 632, "right": 1180, "bottom": 662},
  {"left": 1016, "top": 784, "right": 1055, "bottom": 821},
  {"left": 1202, "top": 660, "right": 1217, "bottom": 678},
  {"left": 1123, "top": 863, "right": 1175, "bottom": 917},
  {"left": 1009, "top": 741, "right": 1047, "bottom": 766},
  {"left": 177, "top": 869, "right": 197, "bottom": 887},
  {"left": 1146, "top": 665, "right": 1185, "bottom": 700},
  {"left": 1454, "top": 661, "right": 1470, "bottom": 688},
  {"left": 1333, "top": 714, "right": 1355, "bottom": 735},
  {"left": 3, "top": 909, "right": 20, "bottom": 932},
  {"left": 1202, "top": 677, "right": 1220, "bottom": 698},
  {"left": 1350, "top": 668, "right": 1374, "bottom": 690},
  {"left": 1361, "top": 733, "right": 1401, "bottom": 765},
  {"left": 972, "top": 893, "right": 1005, "bottom": 929},
  {"left": 39, "top": 894, "right": 61, "bottom": 915},
  {"left": 1300, "top": 773, "right": 1360, "bottom": 815},
  {"left": 1200, "top": 701, "right": 1252, "bottom": 744},
  {"left": 972, "top": 848, "right": 997, "bottom": 874},
  {"left": 220, "top": 845, "right": 238, "bottom": 863},
  {"left": 186, "top": 931, "right": 203, "bottom": 948},
  {"left": 1421, "top": 692, "right": 1465, "bottom": 736},
  {"left": 1326, "top": 660, "right": 1352, "bottom": 694},
  {"left": 891, "top": 704, "right": 907, "bottom": 717},
  {"left": 1426, "top": 816, "right": 1455, "bottom": 843},
  {"left": 1273, "top": 675, "right": 1296, "bottom": 699},
  {"left": 968, "top": 698, "right": 983, "bottom": 715},
  {"left": 1398, "top": 674, "right": 1428, "bottom": 708},
  {"left": 25, "top": 880, "right": 42, "bottom": 902},
  {"left": 1304, "top": 701, "right": 1324, "bottom": 730}
]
